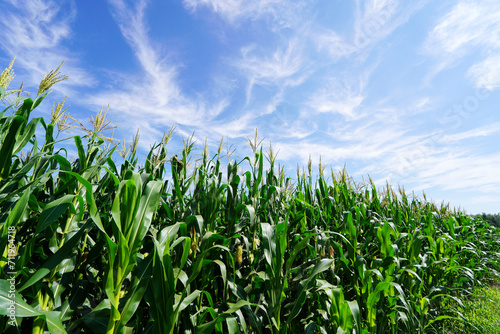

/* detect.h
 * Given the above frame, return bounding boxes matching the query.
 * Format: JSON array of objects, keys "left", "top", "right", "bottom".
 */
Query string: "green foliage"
[
  {"left": 0, "top": 62, "right": 500, "bottom": 333},
  {"left": 443, "top": 285, "right": 500, "bottom": 334},
  {"left": 475, "top": 213, "right": 500, "bottom": 229},
  {"left": 463, "top": 287, "right": 500, "bottom": 334}
]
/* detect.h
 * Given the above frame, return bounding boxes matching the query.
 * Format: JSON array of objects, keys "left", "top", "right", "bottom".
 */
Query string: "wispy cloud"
[
  {"left": 272, "top": 114, "right": 419, "bottom": 171},
  {"left": 353, "top": 0, "right": 399, "bottom": 49},
  {"left": 182, "top": 0, "right": 309, "bottom": 28},
  {"left": 309, "top": 79, "right": 365, "bottom": 119},
  {"left": 91, "top": 0, "right": 233, "bottom": 148},
  {"left": 423, "top": 2, "right": 493, "bottom": 55},
  {"left": 237, "top": 38, "right": 307, "bottom": 103},
  {"left": 107, "top": 0, "right": 180, "bottom": 103},
  {"left": 0, "top": 0, "right": 93, "bottom": 92},
  {"left": 316, "top": 0, "right": 429, "bottom": 61},
  {"left": 314, "top": 31, "right": 356, "bottom": 61},
  {"left": 467, "top": 54, "right": 500, "bottom": 90},
  {"left": 422, "top": 1, "right": 500, "bottom": 88},
  {"left": 442, "top": 122, "right": 500, "bottom": 142},
  {"left": 408, "top": 151, "right": 500, "bottom": 194}
]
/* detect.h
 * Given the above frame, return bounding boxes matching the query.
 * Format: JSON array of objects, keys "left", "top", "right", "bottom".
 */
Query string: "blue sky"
[{"left": 1, "top": 0, "right": 499, "bottom": 214}]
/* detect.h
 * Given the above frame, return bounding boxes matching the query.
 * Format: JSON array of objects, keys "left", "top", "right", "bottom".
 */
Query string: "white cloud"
[
  {"left": 410, "top": 152, "right": 500, "bottom": 194},
  {"left": 423, "top": 2, "right": 498, "bottom": 55},
  {"left": 467, "top": 54, "right": 500, "bottom": 90},
  {"left": 237, "top": 38, "right": 307, "bottom": 103},
  {"left": 423, "top": 1, "right": 500, "bottom": 89},
  {"left": 308, "top": 68, "right": 373, "bottom": 119},
  {"left": 370, "top": 125, "right": 500, "bottom": 213},
  {"left": 183, "top": 0, "right": 275, "bottom": 22},
  {"left": 3, "top": 0, "right": 72, "bottom": 49},
  {"left": 310, "top": 90, "right": 364, "bottom": 118},
  {"left": 316, "top": 0, "right": 429, "bottom": 60},
  {"left": 107, "top": 0, "right": 180, "bottom": 103},
  {"left": 182, "top": 0, "right": 309, "bottom": 27},
  {"left": 442, "top": 122, "right": 500, "bottom": 142},
  {"left": 200, "top": 112, "right": 255, "bottom": 139},
  {"left": 314, "top": 31, "right": 356, "bottom": 61},
  {"left": 272, "top": 117, "right": 420, "bottom": 172},
  {"left": 353, "top": 0, "right": 399, "bottom": 49},
  {"left": 0, "top": 0, "right": 93, "bottom": 92},
  {"left": 88, "top": 0, "right": 236, "bottom": 149}
]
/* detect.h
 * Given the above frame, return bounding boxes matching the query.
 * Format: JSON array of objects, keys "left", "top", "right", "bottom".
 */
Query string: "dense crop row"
[{"left": 1, "top": 63, "right": 499, "bottom": 333}]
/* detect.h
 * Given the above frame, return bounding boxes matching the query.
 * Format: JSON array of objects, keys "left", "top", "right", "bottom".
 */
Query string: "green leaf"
[
  {"left": 156, "top": 223, "right": 181, "bottom": 254},
  {"left": 116, "top": 255, "right": 153, "bottom": 330},
  {"left": 226, "top": 317, "right": 239, "bottom": 334},
  {"left": 187, "top": 215, "right": 204, "bottom": 235},
  {"left": 195, "top": 301, "right": 252, "bottom": 334},
  {"left": 111, "top": 179, "right": 137, "bottom": 235},
  {"left": 13, "top": 117, "right": 41, "bottom": 154},
  {"left": 347, "top": 300, "right": 362, "bottom": 334},
  {"left": 32, "top": 92, "right": 49, "bottom": 110},
  {"left": 1, "top": 187, "right": 30, "bottom": 239},
  {"left": 74, "top": 136, "right": 86, "bottom": 171},
  {"left": 0, "top": 280, "right": 66, "bottom": 333},
  {"left": 61, "top": 171, "right": 107, "bottom": 234},
  {"left": 367, "top": 281, "right": 392, "bottom": 328},
  {"left": 344, "top": 211, "right": 357, "bottom": 250},
  {"left": 176, "top": 289, "right": 202, "bottom": 313},
  {"left": 128, "top": 179, "right": 162, "bottom": 255},
  {"left": 18, "top": 220, "right": 91, "bottom": 292},
  {"left": 287, "top": 259, "right": 334, "bottom": 323},
  {"left": 285, "top": 232, "right": 321, "bottom": 275},
  {"left": 16, "top": 98, "right": 33, "bottom": 118},
  {"left": 104, "top": 234, "right": 118, "bottom": 307},
  {"left": 36, "top": 194, "right": 75, "bottom": 234},
  {"left": 178, "top": 237, "right": 191, "bottom": 274},
  {"left": 213, "top": 259, "right": 227, "bottom": 298},
  {"left": 0, "top": 115, "right": 24, "bottom": 179},
  {"left": 261, "top": 223, "right": 275, "bottom": 268},
  {"left": 0, "top": 280, "right": 44, "bottom": 317}
]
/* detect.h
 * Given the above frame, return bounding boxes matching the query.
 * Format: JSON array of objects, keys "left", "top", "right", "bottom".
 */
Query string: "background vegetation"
[
  {"left": 1, "top": 62, "right": 499, "bottom": 333},
  {"left": 474, "top": 214, "right": 500, "bottom": 230}
]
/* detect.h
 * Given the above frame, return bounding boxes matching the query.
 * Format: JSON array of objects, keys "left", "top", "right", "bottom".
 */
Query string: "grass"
[
  {"left": 465, "top": 286, "right": 500, "bottom": 333},
  {"left": 443, "top": 284, "right": 500, "bottom": 334},
  {"left": 1, "top": 61, "right": 500, "bottom": 333}
]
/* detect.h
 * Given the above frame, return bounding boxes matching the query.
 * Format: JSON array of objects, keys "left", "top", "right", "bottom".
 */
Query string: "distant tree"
[{"left": 475, "top": 213, "right": 500, "bottom": 229}]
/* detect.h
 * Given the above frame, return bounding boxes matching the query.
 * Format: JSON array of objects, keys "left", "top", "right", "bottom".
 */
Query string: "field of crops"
[{"left": 1, "top": 63, "right": 500, "bottom": 333}]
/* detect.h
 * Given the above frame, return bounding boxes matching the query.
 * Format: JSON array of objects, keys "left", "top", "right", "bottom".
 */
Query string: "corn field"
[{"left": 1, "top": 63, "right": 500, "bottom": 334}]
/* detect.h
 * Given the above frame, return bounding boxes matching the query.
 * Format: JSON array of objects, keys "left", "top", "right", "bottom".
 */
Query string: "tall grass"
[
  {"left": 444, "top": 285, "right": 500, "bottom": 334},
  {"left": 1, "top": 62, "right": 500, "bottom": 333}
]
